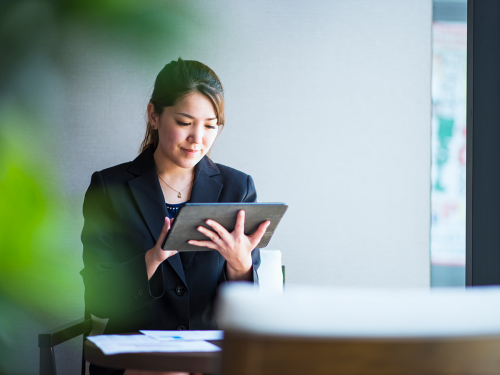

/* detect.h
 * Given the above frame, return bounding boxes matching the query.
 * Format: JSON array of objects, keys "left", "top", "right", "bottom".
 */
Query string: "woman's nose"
[{"left": 188, "top": 124, "right": 203, "bottom": 144}]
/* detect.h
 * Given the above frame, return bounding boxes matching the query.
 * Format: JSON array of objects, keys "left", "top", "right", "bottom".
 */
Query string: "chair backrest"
[
  {"left": 88, "top": 315, "right": 108, "bottom": 337},
  {"left": 257, "top": 250, "right": 283, "bottom": 293},
  {"left": 217, "top": 284, "right": 500, "bottom": 375}
]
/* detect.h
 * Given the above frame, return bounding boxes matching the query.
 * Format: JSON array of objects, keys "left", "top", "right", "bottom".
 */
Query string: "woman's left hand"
[{"left": 188, "top": 210, "right": 270, "bottom": 281}]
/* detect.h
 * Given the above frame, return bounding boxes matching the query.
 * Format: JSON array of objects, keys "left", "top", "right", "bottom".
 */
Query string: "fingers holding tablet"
[
  {"left": 189, "top": 210, "right": 271, "bottom": 280},
  {"left": 188, "top": 210, "right": 269, "bottom": 251},
  {"left": 145, "top": 217, "right": 178, "bottom": 280},
  {"left": 189, "top": 224, "right": 225, "bottom": 250}
]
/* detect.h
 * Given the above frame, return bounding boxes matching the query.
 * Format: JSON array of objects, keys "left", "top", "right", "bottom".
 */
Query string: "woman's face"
[{"left": 150, "top": 92, "right": 219, "bottom": 170}]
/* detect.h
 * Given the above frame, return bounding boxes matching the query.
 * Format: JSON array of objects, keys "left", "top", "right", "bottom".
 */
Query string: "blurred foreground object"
[
  {"left": 0, "top": 119, "right": 85, "bottom": 374},
  {"left": 0, "top": 0, "right": 194, "bottom": 88},
  {"left": 217, "top": 284, "right": 500, "bottom": 375},
  {"left": 0, "top": 0, "right": 197, "bottom": 372}
]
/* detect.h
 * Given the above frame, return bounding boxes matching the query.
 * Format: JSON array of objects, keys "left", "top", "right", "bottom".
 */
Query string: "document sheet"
[
  {"left": 140, "top": 330, "right": 224, "bottom": 341},
  {"left": 87, "top": 334, "right": 221, "bottom": 355}
]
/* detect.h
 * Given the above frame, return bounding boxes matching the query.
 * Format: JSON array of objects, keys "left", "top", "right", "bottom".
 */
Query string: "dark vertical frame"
[
  {"left": 466, "top": 0, "right": 500, "bottom": 286},
  {"left": 465, "top": 0, "right": 474, "bottom": 286}
]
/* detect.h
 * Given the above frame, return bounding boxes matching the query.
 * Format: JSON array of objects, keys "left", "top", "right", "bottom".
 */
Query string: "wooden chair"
[
  {"left": 38, "top": 317, "right": 91, "bottom": 375},
  {"left": 217, "top": 285, "right": 500, "bottom": 375},
  {"left": 38, "top": 314, "right": 109, "bottom": 375}
]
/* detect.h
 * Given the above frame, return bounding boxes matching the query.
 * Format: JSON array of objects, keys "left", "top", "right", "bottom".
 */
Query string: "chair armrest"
[{"left": 38, "top": 318, "right": 92, "bottom": 348}]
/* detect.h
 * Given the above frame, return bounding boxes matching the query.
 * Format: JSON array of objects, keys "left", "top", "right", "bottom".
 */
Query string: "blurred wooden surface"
[{"left": 221, "top": 331, "right": 500, "bottom": 375}]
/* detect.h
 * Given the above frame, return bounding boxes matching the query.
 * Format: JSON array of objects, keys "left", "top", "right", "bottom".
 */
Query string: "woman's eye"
[
  {"left": 205, "top": 124, "right": 217, "bottom": 130},
  {"left": 176, "top": 121, "right": 190, "bottom": 126}
]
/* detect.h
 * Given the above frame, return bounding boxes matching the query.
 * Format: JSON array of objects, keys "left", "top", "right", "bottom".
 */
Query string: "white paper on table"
[
  {"left": 140, "top": 330, "right": 224, "bottom": 341},
  {"left": 87, "top": 334, "right": 221, "bottom": 355}
]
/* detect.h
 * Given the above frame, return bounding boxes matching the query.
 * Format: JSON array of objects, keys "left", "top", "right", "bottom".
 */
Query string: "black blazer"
[{"left": 80, "top": 146, "right": 260, "bottom": 334}]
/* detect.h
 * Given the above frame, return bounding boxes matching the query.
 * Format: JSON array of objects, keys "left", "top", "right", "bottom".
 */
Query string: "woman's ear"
[{"left": 147, "top": 103, "right": 158, "bottom": 128}]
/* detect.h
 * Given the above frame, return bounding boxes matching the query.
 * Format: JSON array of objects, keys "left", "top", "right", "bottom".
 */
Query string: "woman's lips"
[{"left": 181, "top": 148, "right": 200, "bottom": 156}]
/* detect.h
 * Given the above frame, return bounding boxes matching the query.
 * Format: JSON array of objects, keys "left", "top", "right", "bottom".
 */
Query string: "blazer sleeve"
[
  {"left": 80, "top": 171, "right": 164, "bottom": 318},
  {"left": 219, "top": 174, "right": 261, "bottom": 285}
]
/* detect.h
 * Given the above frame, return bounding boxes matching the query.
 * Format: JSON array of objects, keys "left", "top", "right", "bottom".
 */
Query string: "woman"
[{"left": 80, "top": 58, "right": 269, "bottom": 375}]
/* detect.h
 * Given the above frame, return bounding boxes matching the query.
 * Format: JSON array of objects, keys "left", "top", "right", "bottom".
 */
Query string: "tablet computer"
[{"left": 162, "top": 202, "right": 288, "bottom": 251}]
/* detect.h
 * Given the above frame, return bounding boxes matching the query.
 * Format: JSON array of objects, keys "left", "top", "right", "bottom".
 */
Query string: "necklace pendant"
[{"left": 178, "top": 192, "right": 182, "bottom": 198}]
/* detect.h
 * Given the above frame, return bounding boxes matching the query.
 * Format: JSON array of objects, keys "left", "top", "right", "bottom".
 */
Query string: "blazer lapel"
[
  {"left": 127, "top": 148, "right": 187, "bottom": 285},
  {"left": 128, "top": 167, "right": 167, "bottom": 243},
  {"left": 177, "top": 156, "right": 223, "bottom": 271},
  {"left": 190, "top": 156, "right": 223, "bottom": 203}
]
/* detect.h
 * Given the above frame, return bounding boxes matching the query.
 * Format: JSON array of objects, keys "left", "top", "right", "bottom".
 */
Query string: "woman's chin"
[{"left": 175, "top": 156, "right": 203, "bottom": 170}]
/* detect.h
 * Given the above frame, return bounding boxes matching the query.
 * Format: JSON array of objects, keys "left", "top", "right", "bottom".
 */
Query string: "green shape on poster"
[{"left": 434, "top": 117, "right": 454, "bottom": 192}]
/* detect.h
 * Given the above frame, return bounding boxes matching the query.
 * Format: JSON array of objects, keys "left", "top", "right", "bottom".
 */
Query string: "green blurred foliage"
[
  {"left": 0, "top": 0, "right": 197, "bottom": 307},
  {"left": 0, "top": 0, "right": 197, "bottom": 91},
  {"left": 0, "top": 110, "right": 84, "bottom": 374},
  {"left": 0, "top": 112, "right": 81, "bottom": 314},
  {"left": 0, "top": 0, "right": 199, "bottom": 372}
]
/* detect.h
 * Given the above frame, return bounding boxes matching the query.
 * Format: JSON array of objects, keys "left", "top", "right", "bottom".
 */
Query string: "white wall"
[
  {"left": 64, "top": 0, "right": 432, "bottom": 289},
  {"left": 206, "top": 0, "right": 432, "bottom": 287}
]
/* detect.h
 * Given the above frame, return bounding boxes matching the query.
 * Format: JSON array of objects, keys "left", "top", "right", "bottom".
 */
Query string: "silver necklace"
[{"left": 157, "top": 174, "right": 194, "bottom": 199}]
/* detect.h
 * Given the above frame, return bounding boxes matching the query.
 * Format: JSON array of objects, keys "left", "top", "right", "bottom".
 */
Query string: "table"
[{"left": 85, "top": 339, "right": 223, "bottom": 374}]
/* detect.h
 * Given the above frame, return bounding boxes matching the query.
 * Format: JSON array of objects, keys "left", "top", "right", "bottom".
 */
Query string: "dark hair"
[{"left": 140, "top": 58, "right": 225, "bottom": 153}]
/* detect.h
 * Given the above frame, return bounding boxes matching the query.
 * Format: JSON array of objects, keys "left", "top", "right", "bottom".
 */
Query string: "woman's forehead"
[{"left": 169, "top": 92, "right": 217, "bottom": 119}]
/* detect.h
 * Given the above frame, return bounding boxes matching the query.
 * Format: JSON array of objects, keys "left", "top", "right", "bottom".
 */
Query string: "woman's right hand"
[{"left": 145, "top": 217, "right": 178, "bottom": 280}]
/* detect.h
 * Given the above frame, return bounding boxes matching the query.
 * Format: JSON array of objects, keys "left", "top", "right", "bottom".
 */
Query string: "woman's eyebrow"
[{"left": 176, "top": 112, "right": 217, "bottom": 121}]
